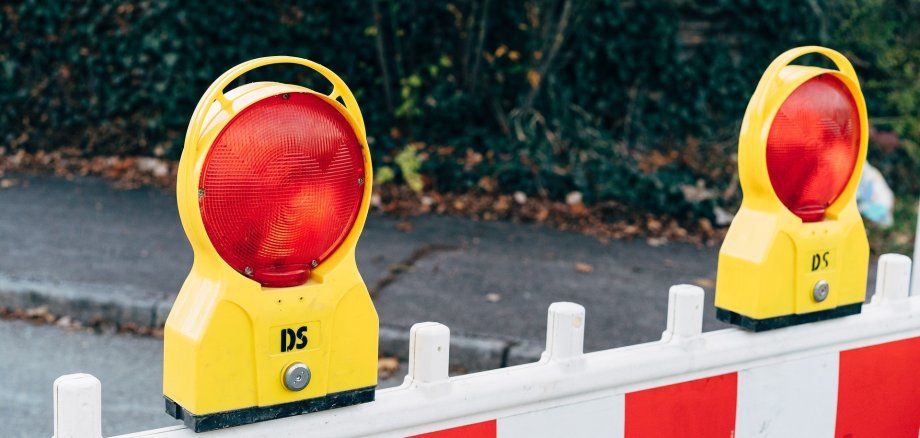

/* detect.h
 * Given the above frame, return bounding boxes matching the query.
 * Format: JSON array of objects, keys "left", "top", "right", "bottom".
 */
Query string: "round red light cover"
[
  {"left": 199, "top": 92, "right": 365, "bottom": 287},
  {"left": 766, "top": 75, "right": 860, "bottom": 222}
]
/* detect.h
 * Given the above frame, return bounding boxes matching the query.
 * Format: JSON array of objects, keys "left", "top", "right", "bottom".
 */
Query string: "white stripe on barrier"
[
  {"left": 53, "top": 254, "right": 920, "bottom": 437},
  {"left": 736, "top": 353, "right": 838, "bottom": 437},
  {"left": 497, "top": 395, "right": 624, "bottom": 438}
]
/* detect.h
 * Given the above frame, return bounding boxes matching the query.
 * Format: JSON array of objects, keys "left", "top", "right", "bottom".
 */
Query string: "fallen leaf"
[
  {"left": 485, "top": 293, "right": 502, "bottom": 303},
  {"left": 534, "top": 206, "right": 549, "bottom": 222},
  {"left": 396, "top": 221, "right": 413, "bottom": 232},
  {"left": 24, "top": 305, "right": 55, "bottom": 323},
  {"left": 24, "top": 305, "right": 50, "bottom": 318},
  {"left": 568, "top": 202, "right": 587, "bottom": 216},
  {"left": 575, "top": 262, "right": 593, "bottom": 273},
  {"left": 494, "top": 195, "right": 511, "bottom": 212},
  {"left": 698, "top": 218, "right": 714, "bottom": 234},
  {"left": 377, "top": 357, "right": 400, "bottom": 378},
  {"left": 693, "top": 277, "right": 715, "bottom": 288},
  {"left": 478, "top": 176, "right": 497, "bottom": 193}
]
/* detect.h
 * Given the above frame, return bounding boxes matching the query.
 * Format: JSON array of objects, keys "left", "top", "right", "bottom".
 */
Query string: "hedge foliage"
[{"left": 1, "top": 1, "right": 918, "bottom": 218}]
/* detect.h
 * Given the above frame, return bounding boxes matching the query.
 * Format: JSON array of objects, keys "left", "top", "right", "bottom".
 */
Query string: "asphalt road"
[{"left": 0, "top": 319, "right": 407, "bottom": 437}]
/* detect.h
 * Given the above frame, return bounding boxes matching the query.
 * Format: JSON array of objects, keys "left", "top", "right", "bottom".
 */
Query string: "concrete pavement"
[{"left": 0, "top": 175, "right": 878, "bottom": 369}]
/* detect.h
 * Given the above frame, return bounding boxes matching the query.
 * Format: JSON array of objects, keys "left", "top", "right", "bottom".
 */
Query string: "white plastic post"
[
  {"left": 662, "top": 284, "right": 705, "bottom": 340},
  {"left": 543, "top": 302, "right": 585, "bottom": 360},
  {"left": 53, "top": 374, "right": 102, "bottom": 438},
  {"left": 407, "top": 322, "right": 450, "bottom": 384},
  {"left": 873, "top": 253, "right": 912, "bottom": 303}
]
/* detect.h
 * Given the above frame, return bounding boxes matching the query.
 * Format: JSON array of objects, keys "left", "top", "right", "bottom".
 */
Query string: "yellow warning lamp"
[
  {"left": 163, "top": 57, "right": 378, "bottom": 431},
  {"left": 715, "top": 46, "right": 869, "bottom": 331}
]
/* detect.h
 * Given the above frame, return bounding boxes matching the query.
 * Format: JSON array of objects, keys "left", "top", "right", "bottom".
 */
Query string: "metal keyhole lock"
[
  {"left": 813, "top": 280, "right": 830, "bottom": 302},
  {"left": 283, "top": 362, "right": 311, "bottom": 391}
]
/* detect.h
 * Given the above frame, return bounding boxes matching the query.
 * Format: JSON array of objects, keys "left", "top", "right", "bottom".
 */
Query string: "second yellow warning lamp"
[
  {"left": 163, "top": 57, "right": 378, "bottom": 431},
  {"left": 715, "top": 46, "right": 870, "bottom": 331}
]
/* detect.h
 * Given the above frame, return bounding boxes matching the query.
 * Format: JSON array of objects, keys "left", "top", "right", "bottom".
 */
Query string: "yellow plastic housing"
[
  {"left": 715, "top": 47, "right": 869, "bottom": 327},
  {"left": 164, "top": 57, "right": 378, "bottom": 419}
]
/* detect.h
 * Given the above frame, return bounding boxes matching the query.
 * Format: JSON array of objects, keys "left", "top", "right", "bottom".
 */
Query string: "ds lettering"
[
  {"left": 811, "top": 251, "right": 830, "bottom": 272},
  {"left": 281, "top": 326, "right": 308, "bottom": 352}
]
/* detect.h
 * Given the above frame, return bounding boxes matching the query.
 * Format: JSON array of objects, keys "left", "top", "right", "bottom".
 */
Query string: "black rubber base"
[
  {"left": 716, "top": 303, "right": 862, "bottom": 332},
  {"left": 165, "top": 386, "right": 375, "bottom": 432}
]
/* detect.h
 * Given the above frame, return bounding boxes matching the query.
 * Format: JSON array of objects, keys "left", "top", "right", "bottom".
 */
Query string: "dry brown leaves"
[
  {"left": 377, "top": 356, "right": 400, "bottom": 379},
  {"left": 373, "top": 185, "right": 726, "bottom": 247},
  {"left": 0, "top": 305, "right": 164, "bottom": 337},
  {"left": 484, "top": 292, "right": 502, "bottom": 303},
  {"left": 0, "top": 148, "right": 177, "bottom": 190}
]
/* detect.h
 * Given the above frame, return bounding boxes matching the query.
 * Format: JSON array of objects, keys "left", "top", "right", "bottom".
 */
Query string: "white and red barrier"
[{"left": 54, "top": 254, "right": 920, "bottom": 438}]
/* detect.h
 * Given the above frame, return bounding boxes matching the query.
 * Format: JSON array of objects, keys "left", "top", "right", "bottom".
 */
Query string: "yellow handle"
[
  {"left": 184, "top": 56, "right": 366, "bottom": 154},
  {"left": 752, "top": 46, "right": 860, "bottom": 106}
]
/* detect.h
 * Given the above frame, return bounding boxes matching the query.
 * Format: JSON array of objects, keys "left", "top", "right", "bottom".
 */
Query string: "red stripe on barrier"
[
  {"left": 409, "top": 420, "right": 497, "bottom": 438},
  {"left": 625, "top": 373, "right": 737, "bottom": 438},
  {"left": 837, "top": 336, "right": 920, "bottom": 437}
]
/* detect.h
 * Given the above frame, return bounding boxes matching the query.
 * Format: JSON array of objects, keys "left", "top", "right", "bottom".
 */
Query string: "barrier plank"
[
  {"left": 625, "top": 373, "right": 737, "bottom": 438},
  {"left": 836, "top": 336, "right": 920, "bottom": 437}
]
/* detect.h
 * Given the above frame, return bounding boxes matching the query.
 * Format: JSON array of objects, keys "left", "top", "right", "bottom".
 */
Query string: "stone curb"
[
  {"left": 0, "top": 274, "right": 544, "bottom": 371},
  {"left": 0, "top": 274, "right": 169, "bottom": 327}
]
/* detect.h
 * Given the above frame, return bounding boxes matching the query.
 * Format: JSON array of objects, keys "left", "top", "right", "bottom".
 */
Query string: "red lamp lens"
[
  {"left": 199, "top": 92, "right": 365, "bottom": 287},
  {"left": 766, "top": 75, "right": 860, "bottom": 222}
]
